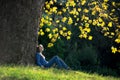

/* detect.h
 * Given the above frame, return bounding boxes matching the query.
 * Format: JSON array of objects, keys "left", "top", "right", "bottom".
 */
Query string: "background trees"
[{"left": 38, "top": 0, "right": 120, "bottom": 76}]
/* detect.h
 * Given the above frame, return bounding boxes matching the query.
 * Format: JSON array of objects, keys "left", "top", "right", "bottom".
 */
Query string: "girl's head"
[{"left": 36, "top": 44, "right": 44, "bottom": 52}]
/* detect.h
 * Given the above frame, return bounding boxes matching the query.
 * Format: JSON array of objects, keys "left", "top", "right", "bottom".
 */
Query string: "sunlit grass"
[{"left": 0, "top": 65, "right": 119, "bottom": 80}]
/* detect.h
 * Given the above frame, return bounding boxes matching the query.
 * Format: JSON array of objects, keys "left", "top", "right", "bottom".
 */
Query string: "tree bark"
[{"left": 0, "top": 0, "right": 44, "bottom": 65}]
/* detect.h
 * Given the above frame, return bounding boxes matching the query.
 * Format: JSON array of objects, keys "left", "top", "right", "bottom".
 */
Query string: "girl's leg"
[
  {"left": 57, "top": 56, "right": 69, "bottom": 69},
  {"left": 44, "top": 56, "right": 63, "bottom": 68}
]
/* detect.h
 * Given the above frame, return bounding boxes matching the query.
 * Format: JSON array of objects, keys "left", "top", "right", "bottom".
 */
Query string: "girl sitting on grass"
[{"left": 36, "top": 44, "right": 70, "bottom": 70}]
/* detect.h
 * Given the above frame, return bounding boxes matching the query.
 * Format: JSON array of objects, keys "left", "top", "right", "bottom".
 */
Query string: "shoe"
[{"left": 67, "top": 67, "right": 71, "bottom": 70}]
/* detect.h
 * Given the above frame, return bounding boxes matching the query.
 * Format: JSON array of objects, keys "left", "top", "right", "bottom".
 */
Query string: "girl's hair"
[{"left": 36, "top": 46, "right": 40, "bottom": 52}]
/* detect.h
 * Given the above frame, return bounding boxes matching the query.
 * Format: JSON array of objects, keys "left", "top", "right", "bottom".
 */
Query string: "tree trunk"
[{"left": 0, "top": 0, "right": 44, "bottom": 65}]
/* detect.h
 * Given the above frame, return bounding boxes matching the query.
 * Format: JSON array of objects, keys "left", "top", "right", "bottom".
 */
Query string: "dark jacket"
[{"left": 35, "top": 52, "right": 48, "bottom": 66}]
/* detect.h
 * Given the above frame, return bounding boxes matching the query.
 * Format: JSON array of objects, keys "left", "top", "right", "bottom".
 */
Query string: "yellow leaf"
[
  {"left": 46, "top": 4, "right": 50, "bottom": 9},
  {"left": 67, "top": 31, "right": 72, "bottom": 35},
  {"left": 40, "top": 32, "right": 45, "bottom": 36},
  {"left": 48, "top": 33, "right": 53, "bottom": 39},
  {"left": 54, "top": 33, "right": 59, "bottom": 38},
  {"left": 112, "top": 2, "right": 116, "bottom": 6},
  {"left": 45, "top": 28, "right": 50, "bottom": 32},
  {"left": 57, "top": 11, "right": 62, "bottom": 15},
  {"left": 68, "top": 17, "right": 73, "bottom": 25},
  {"left": 40, "top": 23, "right": 44, "bottom": 27},
  {"left": 83, "top": 8, "right": 89, "bottom": 13},
  {"left": 48, "top": 43, "right": 54, "bottom": 47},
  {"left": 56, "top": 20, "right": 60, "bottom": 23},
  {"left": 88, "top": 36, "right": 93, "bottom": 40},
  {"left": 108, "top": 22, "right": 112, "bottom": 27},
  {"left": 62, "top": 17, "right": 67, "bottom": 22},
  {"left": 51, "top": 38, "right": 56, "bottom": 43},
  {"left": 62, "top": 27, "right": 67, "bottom": 31},
  {"left": 98, "top": 17, "right": 103, "bottom": 22},
  {"left": 81, "top": 0, "right": 86, "bottom": 5},
  {"left": 67, "top": 36, "right": 71, "bottom": 40},
  {"left": 59, "top": 30, "right": 63, "bottom": 35},
  {"left": 104, "top": 0, "right": 108, "bottom": 2},
  {"left": 115, "top": 39, "right": 120, "bottom": 43},
  {"left": 111, "top": 46, "right": 117, "bottom": 53},
  {"left": 62, "top": 8, "right": 66, "bottom": 12},
  {"left": 50, "top": 0, "right": 54, "bottom": 5},
  {"left": 78, "top": 8, "right": 81, "bottom": 12}
]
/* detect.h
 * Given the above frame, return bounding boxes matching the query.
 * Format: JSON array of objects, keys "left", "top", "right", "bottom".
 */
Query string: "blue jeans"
[{"left": 44, "top": 56, "right": 68, "bottom": 69}]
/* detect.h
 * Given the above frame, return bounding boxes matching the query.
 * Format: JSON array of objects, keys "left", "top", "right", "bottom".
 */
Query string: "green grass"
[{"left": 0, "top": 65, "right": 119, "bottom": 80}]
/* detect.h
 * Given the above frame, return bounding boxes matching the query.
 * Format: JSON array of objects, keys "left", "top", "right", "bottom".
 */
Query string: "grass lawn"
[{"left": 0, "top": 65, "right": 119, "bottom": 80}]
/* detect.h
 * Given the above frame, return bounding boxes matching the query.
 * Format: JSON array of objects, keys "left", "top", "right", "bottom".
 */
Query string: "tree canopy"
[{"left": 38, "top": 0, "right": 120, "bottom": 53}]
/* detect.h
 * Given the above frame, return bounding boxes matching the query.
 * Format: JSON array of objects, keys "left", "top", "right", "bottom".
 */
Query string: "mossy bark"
[{"left": 0, "top": 0, "right": 44, "bottom": 65}]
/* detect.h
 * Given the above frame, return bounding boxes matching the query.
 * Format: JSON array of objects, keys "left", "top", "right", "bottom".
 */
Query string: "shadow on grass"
[
  {"left": 78, "top": 66, "right": 120, "bottom": 78},
  {"left": 1, "top": 76, "right": 29, "bottom": 80}
]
